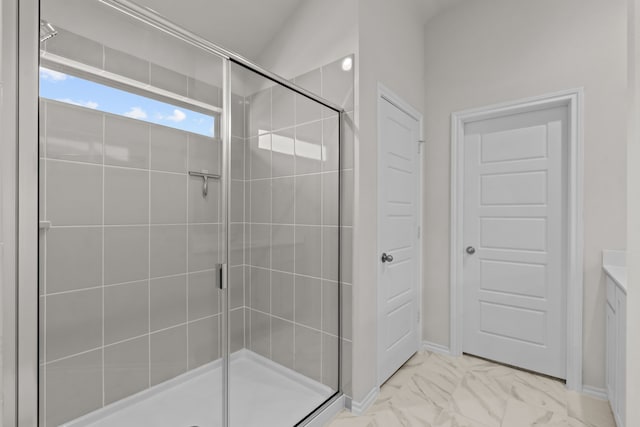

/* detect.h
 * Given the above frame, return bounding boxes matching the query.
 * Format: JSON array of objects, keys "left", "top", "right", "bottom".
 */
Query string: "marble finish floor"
[{"left": 328, "top": 351, "right": 615, "bottom": 427}]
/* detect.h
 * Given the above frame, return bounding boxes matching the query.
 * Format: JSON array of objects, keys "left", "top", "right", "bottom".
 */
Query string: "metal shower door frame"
[{"left": 9, "top": 0, "right": 345, "bottom": 425}]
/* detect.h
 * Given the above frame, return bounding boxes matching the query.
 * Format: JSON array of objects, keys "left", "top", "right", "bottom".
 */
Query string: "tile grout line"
[
  {"left": 319, "top": 65, "right": 324, "bottom": 385},
  {"left": 292, "top": 83, "right": 297, "bottom": 373},
  {"left": 42, "top": 101, "right": 48, "bottom": 427},
  {"left": 42, "top": 156, "right": 200, "bottom": 176},
  {"left": 242, "top": 265, "right": 342, "bottom": 284},
  {"left": 216, "top": 125, "right": 221, "bottom": 364},
  {"left": 42, "top": 156, "right": 351, "bottom": 186},
  {"left": 242, "top": 97, "right": 248, "bottom": 352},
  {"left": 248, "top": 308, "right": 340, "bottom": 341},
  {"left": 268, "top": 85, "right": 274, "bottom": 362},
  {"left": 42, "top": 269, "right": 218, "bottom": 297},
  {"left": 42, "top": 314, "right": 222, "bottom": 367},
  {"left": 248, "top": 97, "right": 253, "bottom": 359},
  {"left": 46, "top": 222, "right": 222, "bottom": 229},
  {"left": 101, "top": 113, "right": 106, "bottom": 408},
  {"left": 185, "top": 133, "right": 191, "bottom": 371},
  {"left": 259, "top": 115, "right": 329, "bottom": 135},
  {"left": 147, "top": 117, "right": 152, "bottom": 389}
]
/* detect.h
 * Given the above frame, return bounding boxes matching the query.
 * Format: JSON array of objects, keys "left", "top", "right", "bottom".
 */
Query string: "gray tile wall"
[
  {"left": 39, "top": 99, "right": 224, "bottom": 427},
  {"left": 237, "top": 56, "right": 354, "bottom": 395},
  {"left": 228, "top": 93, "right": 248, "bottom": 355},
  {"left": 38, "top": 54, "right": 355, "bottom": 427}
]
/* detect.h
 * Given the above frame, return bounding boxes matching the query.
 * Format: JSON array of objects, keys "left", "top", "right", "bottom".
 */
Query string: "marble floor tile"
[
  {"left": 329, "top": 411, "right": 376, "bottom": 427},
  {"left": 385, "top": 404, "right": 442, "bottom": 426},
  {"left": 327, "top": 351, "right": 616, "bottom": 427},
  {"left": 464, "top": 354, "right": 504, "bottom": 370},
  {"left": 448, "top": 371, "right": 509, "bottom": 427},
  {"left": 509, "top": 371, "right": 568, "bottom": 416},
  {"left": 402, "top": 350, "right": 432, "bottom": 370},
  {"left": 500, "top": 398, "right": 567, "bottom": 427},
  {"left": 566, "top": 392, "right": 615, "bottom": 427},
  {"left": 426, "top": 352, "right": 469, "bottom": 381},
  {"left": 567, "top": 417, "right": 590, "bottom": 427},
  {"left": 404, "top": 369, "right": 458, "bottom": 410},
  {"left": 434, "top": 409, "right": 492, "bottom": 427}
]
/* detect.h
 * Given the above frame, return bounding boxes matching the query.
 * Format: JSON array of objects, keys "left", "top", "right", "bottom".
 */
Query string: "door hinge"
[
  {"left": 418, "top": 139, "right": 425, "bottom": 154},
  {"left": 417, "top": 226, "right": 421, "bottom": 239}
]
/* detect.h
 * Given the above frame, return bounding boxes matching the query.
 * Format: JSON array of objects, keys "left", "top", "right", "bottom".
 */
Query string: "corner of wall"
[
  {"left": 0, "top": 0, "right": 18, "bottom": 423},
  {"left": 351, "top": 0, "right": 426, "bottom": 403},
  {"left": 626, "top": 0, "right": 640, "bottom": 424}
]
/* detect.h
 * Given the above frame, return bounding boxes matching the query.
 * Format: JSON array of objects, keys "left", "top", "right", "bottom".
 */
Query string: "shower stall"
[{"left": 30, "top": 0, "right": 345, "bottom": 425}]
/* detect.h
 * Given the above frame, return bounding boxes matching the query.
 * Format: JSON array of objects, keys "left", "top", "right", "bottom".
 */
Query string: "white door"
[
  {"left": 462, "top": 105, "right": 567, "bottom": 379},
  {"left": 377, "top": 95, "right": 420, "bottom": 384}
]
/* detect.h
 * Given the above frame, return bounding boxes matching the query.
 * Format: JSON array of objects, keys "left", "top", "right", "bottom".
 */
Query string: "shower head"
[{"left": 40, "top": 21, "right": 58, "bottom": 43}]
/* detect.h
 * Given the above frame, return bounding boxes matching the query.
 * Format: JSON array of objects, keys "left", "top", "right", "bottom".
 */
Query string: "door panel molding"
[{"left": 450, "top": 88, "right": 584, "bottom": 390}]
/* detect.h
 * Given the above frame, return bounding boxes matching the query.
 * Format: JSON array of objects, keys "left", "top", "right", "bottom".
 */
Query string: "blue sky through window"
[{"left": 39, "top": 67, "right": 215, "bottom": 137}]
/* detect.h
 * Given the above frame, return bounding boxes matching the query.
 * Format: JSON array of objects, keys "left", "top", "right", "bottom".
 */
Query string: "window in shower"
[{"left": 39, "top": 67, "right": 217, "bottom": 137}]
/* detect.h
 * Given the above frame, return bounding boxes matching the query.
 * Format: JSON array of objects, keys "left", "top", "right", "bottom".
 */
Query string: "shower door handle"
[{"left": 217, "top": 263, "right": 227, "bottom": 290}]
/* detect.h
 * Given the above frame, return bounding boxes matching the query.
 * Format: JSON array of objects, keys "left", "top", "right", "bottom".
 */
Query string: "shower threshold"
[{"left": 63, "top": 349, "right": 333, "bottom": 427}]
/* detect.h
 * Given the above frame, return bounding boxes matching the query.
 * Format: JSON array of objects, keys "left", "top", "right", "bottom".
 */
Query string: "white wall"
[
  {"left": 627, "top": 0, "right": 639, "bottom": 423},
  {"left": 0, "top": 0, "right": 17, "bottom": 422},
  {"left": 423, "top": 0, "right": 628, "bottom": 390},
  {"left": 0, "top": 0, "right": 5, "bottom": 420},
  {"left": 353, "top": 0, "right": 425, "bottom": 402},
  {"left": 256, "top": 0, "right": 358, "bottom": 80}
]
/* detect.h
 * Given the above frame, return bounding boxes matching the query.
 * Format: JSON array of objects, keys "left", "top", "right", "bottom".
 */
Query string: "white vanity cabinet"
[{"left": 605, "top": 269, "right": 626, "bottom": 427}]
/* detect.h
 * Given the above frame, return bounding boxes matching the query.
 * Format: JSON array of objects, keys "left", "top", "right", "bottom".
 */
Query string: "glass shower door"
[
  {"left": 227, "top": 62, "right": 341, "bottom": 427},
  {"left": 38, "top": 1, "right": 226, "bottom": 425}
]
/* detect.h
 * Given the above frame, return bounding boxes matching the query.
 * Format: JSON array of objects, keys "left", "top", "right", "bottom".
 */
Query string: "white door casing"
[
  {"left": 377, "top": 85, "right": 422, "bottom": 385},
  {"left": 462, "top": 106, "right": 567, "bottom": 379},
  {"left": 450, "top": 89, "right": 584, "bottom": 390}
]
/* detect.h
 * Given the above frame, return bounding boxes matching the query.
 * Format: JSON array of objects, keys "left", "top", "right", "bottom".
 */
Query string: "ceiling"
[
  {"left": 133, "top": 0, "right": 303, "bottom": 61},
  {"left": 414, "top": 0, "right": 465, "bottom": 22},
  {"left": 132, "top": 0, "right": 463, "bottom": 63}
]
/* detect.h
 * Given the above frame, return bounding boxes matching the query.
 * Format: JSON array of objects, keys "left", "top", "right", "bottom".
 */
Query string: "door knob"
[
  {"left": 381, "top": 253, "right": 394, "bottom": 263},
  {"left": 466, "top": 246, "right": 476, "bottom": 255}
]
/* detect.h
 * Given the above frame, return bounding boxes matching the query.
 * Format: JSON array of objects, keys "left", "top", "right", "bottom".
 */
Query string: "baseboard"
[
  {"left": 348, "top": 386, "right": 379, "bottom": 415},
  {"left": 614, "top": 409, "right": 623, "bottom": 427},
  {"left": 582, "top": 385, "right": 608, "bottom": 401},
  {"left": 422, "top": 340, "right": 451, "bottom": 356}
]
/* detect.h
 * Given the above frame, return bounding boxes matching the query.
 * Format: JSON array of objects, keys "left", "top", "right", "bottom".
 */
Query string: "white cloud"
[
  {"left": 56, "top": 98, "right": 99, "bottom": 109},
  {"left": 124, "top": 107, "right": 148, "bottom": 119},
  {"left": 165, "top": 109, "right": 186, "bottom": 123},
  {"left": 40, "top": 67, "right": 69, "bottom": 82}
]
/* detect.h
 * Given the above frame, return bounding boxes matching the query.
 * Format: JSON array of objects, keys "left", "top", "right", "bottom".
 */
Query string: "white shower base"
[{"left": 65, "top": 349, "right": 334, "bottom": 427}]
